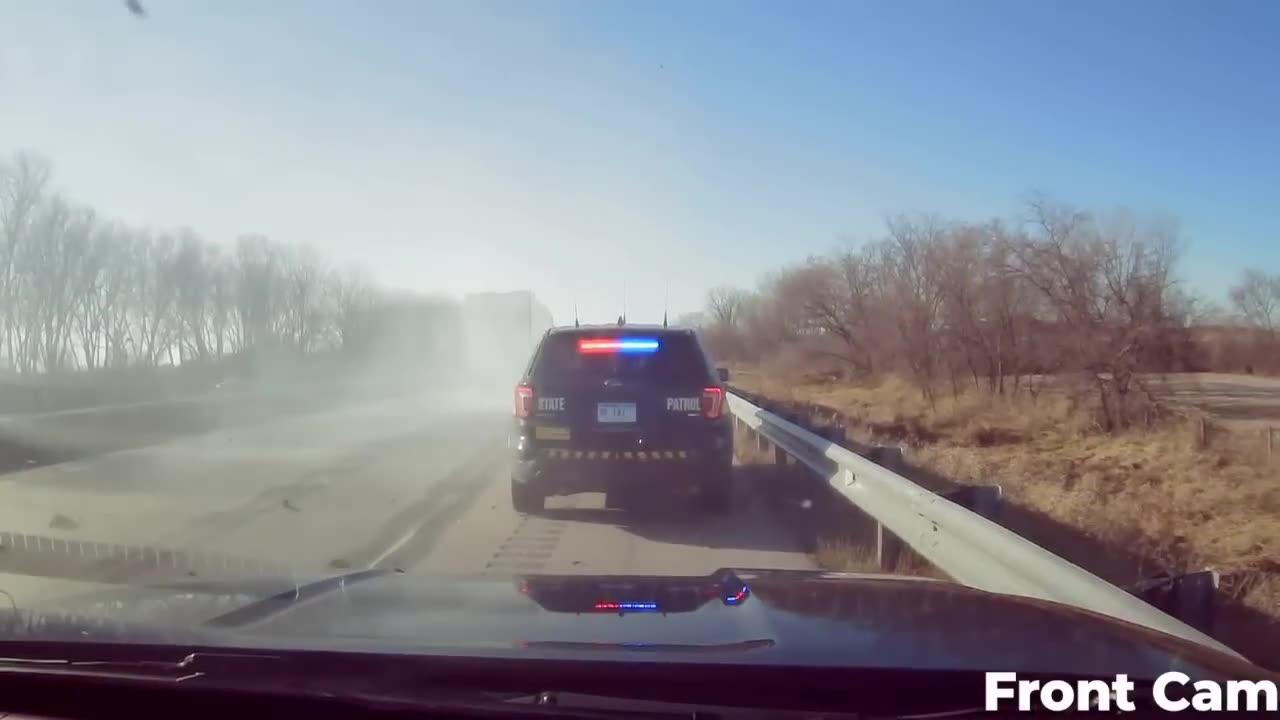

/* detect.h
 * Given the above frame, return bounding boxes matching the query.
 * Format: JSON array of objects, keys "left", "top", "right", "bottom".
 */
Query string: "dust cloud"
[{"left": 0, "top": 290, "right": 555, "bottom": 474}]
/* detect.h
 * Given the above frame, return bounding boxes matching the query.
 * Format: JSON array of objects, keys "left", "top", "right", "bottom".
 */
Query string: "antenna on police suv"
[
  {"left": 573, "top": 299, "right": 580, "bottom": 328},
  {"left": 662, "top": 278, "right": 669, "bottom": 328}
]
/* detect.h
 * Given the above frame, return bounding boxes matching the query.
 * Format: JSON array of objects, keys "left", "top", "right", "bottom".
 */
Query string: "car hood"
[{"left": 0, "top": 567, "right": 1265, "bottom": 681}]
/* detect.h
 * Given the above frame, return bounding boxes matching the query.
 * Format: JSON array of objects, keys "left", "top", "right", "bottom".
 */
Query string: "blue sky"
[{"left": 1, "top": 0, "right": 1275, "bottom": 324}]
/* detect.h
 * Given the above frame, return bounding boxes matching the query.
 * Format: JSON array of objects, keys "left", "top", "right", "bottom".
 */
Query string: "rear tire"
[{"left": 512, "top": 480, "right": 544, "bottom": 514}]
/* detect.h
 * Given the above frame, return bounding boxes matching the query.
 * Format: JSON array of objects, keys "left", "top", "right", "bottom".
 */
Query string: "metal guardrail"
[{"left": 726, "top": 391, "right": 1245, "bottom": 660}]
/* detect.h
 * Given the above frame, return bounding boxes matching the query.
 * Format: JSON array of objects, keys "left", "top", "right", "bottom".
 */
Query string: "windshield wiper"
[
  {"left": 202, "top": 568, "right": 394, "bottom": 629},
  {"left": 520, "top": 640, "right": 774, "bottom": 654},
  {"left": 0, "top": 652, "right": 725, "bottom": 720},
  {"left": 0, "top": 650, "right": 283, "bottom": 684}
]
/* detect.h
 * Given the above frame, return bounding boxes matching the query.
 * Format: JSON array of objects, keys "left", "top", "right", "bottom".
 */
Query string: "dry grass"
[
  {"left": 813, "top": 537, "right": 937, "bottom": 577},
  {"left": 729, "top": 364, "right": 1280, "bottom": 632}
]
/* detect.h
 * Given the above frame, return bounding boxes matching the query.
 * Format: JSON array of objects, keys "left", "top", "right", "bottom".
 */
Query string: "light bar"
[
  {"left": 593, "top": 601, "right": 659, "bottom": 611},
  {"left": 577, "top": 337, "right": 660, "bottom": 355}
]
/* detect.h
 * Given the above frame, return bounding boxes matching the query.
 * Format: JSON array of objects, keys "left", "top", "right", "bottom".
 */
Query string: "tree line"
[
  {"left": 695, "top": 195, "right": 1273, "bottom": 431},
  {"left": 0, "top": 151, "right": 399, "bottom": 377}
]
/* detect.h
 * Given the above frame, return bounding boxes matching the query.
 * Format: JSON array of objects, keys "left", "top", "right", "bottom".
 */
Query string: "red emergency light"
[{"left": 577, "top": 337, "right": 660, "bottom": 355}]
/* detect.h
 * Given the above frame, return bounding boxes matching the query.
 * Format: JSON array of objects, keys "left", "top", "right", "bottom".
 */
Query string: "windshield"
[
  {"left": 1, "top": 0, "right": 1277, "bottom": 694},
  {"left": 531, "top": 333, "right": 713, "bottom": 385}
]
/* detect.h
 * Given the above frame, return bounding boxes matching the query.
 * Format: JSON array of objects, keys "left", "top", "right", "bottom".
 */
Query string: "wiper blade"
[
  {"left": 520, "top": 639, "right": 775, "bottom": 654},
  {"left": 203, "top": 568, "right": 393, "bottom": 629},
  {"left": 0, "top": 651, "right": 282, "bottom": 684},
  {"left": 0, "top": 653, "right": 714, "bottom": 720}
]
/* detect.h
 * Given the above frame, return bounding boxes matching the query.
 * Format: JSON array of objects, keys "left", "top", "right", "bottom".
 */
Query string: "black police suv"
[{"left": 510, "top": 324, "right": 734, "bottom": 515}]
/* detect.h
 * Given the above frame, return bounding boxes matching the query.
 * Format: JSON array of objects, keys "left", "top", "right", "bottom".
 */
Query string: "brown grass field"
[{"left": 729, "top": 366, "right": 1280, "bottom": 668}]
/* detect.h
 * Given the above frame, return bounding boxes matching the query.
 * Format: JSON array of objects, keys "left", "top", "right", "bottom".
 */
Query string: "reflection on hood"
[
  {"left": 517, "top": 568, "right": 749, "bottom": 615},
  {"left": 0, "top": 567, "right": 1270, "bottom": 684}
]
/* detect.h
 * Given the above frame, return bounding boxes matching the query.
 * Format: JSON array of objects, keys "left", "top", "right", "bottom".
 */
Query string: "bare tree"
[
  {"left": 1227, "top": 270, "right": 1280, "bottom": 373},
  {"left": 0, "top": 149, "right": 445, "bottom": 408},
  {"left": 327, "top": 266, "right": 378, "bottom": 352},
  {"left": 281, "top": 244, "right": 327, "bottom": 352},
  {"left": 785, "top": 249, "right": 879, "bottom": 375},
  {"left": 1006, "top": 200, "right": 1182, "bottom": 429},
  {"left": 1230, "top": 270, "right": 1280, "bottom": 332},
  {"left": 0, "top": 152, "right": 52, "bottom": 369},
  {"left": 706, "top": 286, "right": 747, "bottom": 330},
  {"left": 706, "top": 192, "right": 1200, "bottom": 430},
  {"left": 878, "top": 214, "right": 948, "bottom": 402}
]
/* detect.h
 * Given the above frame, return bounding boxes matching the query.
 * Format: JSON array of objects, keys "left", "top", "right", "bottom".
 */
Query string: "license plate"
[
  {"left": 535, "top": 425, "right": 571, "bottom": 441},
  {"left": 596, "top": 402, "right": 637, "bottom": 424}
]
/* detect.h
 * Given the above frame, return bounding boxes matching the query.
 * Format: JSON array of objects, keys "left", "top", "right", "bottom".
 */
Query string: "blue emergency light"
[{"left": 578, "top": 337, "right": 660, "bottom": 354}]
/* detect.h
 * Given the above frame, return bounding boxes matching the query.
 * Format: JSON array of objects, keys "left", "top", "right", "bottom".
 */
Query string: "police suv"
[{"left": 511, "top": 323, "right": 734, "bottom": 515}]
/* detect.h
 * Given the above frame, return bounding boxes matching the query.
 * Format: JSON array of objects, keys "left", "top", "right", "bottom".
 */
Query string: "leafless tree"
[
  {"left": 1230, "top": 270, "right": 1280, "bottom": 332},
  {"left": 1227, "top": 270, "right": 1280, "bottom": 373},
  {"left": 0, "top": 152, "right": 52, "bottom": 369},
  {"left": 706, "top": 194, "right": 1203, "bottom": 431},
  {"left": 877, "top": 214, "right": 949, "bottom": 402},
  {"left": 0, "top": 152, "right": 417, "bottom": 392},
  {"left": 706, "top": 286, "right": 747, "bottom": 330}
]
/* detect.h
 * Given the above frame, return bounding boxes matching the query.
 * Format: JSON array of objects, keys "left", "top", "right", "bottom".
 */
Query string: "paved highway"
[{"left": 0, "top": 393, "right": 814, "bottom": 608}]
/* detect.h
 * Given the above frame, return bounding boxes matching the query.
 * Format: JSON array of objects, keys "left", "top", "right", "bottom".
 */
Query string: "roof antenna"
[
  {"left": 662, "top": 278, "right": 669, "bottom": 328},
  {"left": 574, "top": 298, "right": 580, "bottom": 329},
  {"left": 619, "top": 280, "right": 626, "bottom": 326}
]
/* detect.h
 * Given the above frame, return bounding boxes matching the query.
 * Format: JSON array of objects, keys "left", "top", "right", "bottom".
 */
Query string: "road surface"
[
  {"left": 0, "top": 392, "right": 815, "bottom": 609},
  {"left": 1148, "top": 372, "right": 1280, "bottom": 429}
]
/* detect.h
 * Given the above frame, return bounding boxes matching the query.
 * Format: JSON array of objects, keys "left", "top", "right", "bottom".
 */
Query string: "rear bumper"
[{"left": 513, "top": 451, "right": 731, "bottom": 496}]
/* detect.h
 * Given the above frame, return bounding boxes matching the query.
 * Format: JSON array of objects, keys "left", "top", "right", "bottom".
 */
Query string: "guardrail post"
[
  {"left": 867, "top": 445, "right": 905, "bottom": 472},
  {"left": 755, "top": 430, "right": 768, "bottom": 453},
  {"left": 875, "top": 521, "right": 902, "bottom": 572},
  {"left": 943, "top": 485, "right": 1004, "bottom": 522},
  {"left": 824, "top": 423, "right": 846, "bottom": 447},
  {"left": 1131, "top": 570, "right": 1218, "bottom": 635}
]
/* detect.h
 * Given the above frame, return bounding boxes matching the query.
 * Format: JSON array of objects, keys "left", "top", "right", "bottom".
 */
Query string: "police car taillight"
[
  {"left": 514, "top": 384, "right": 534, "bottom": 418},
  {"left": 701, "top": 387, "right": 724, "bottom": 419}
]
